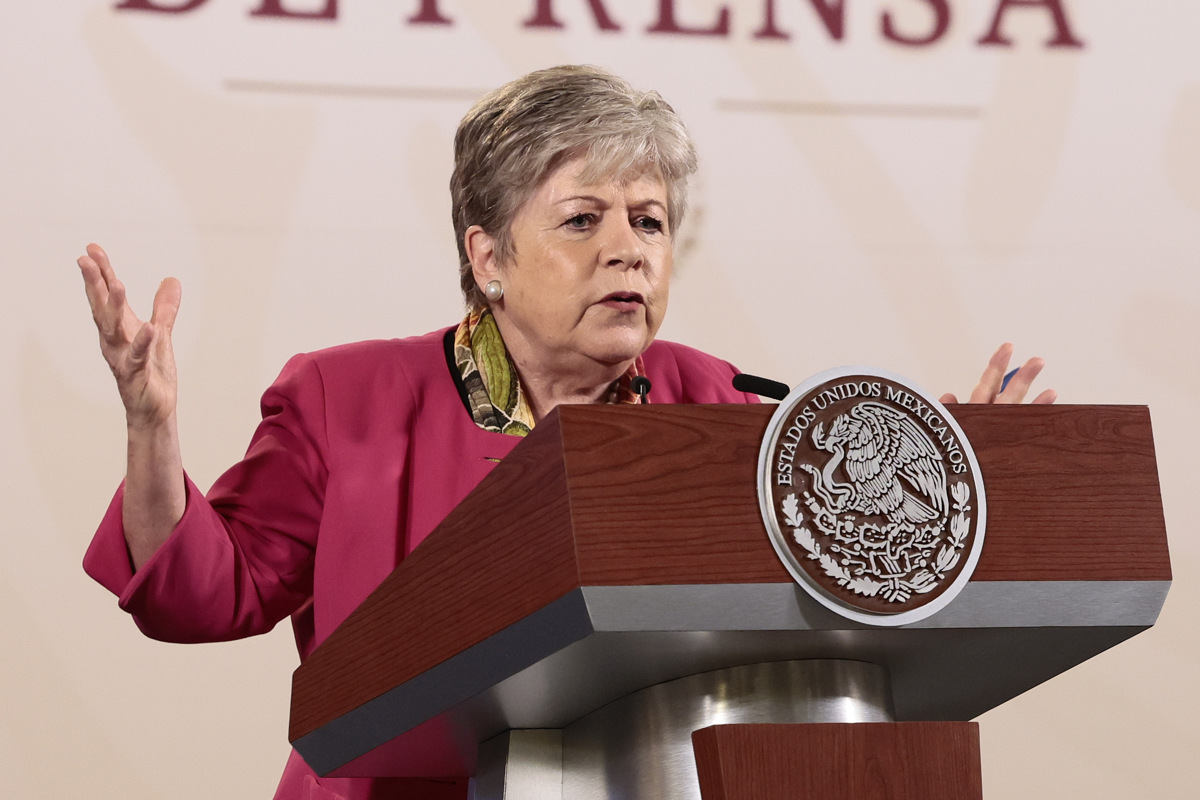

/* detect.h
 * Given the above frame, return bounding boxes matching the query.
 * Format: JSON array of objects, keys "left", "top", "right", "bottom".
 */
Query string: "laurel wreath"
[{"left": 781, "top": 481, "right": 972, "bottom": 603}]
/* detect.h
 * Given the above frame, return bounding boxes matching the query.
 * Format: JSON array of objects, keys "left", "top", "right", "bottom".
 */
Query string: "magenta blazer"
[{"left": 84, "top": 327, "right": 757, "bottom": 800}]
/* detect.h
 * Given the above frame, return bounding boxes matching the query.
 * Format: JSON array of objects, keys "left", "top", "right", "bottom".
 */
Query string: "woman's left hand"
[{"left": 940, "top": 343, "right": 1057, "bottom": 405}]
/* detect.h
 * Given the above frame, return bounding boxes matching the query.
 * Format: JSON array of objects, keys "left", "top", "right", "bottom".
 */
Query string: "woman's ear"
[{"left": 464, "top": 225, "right": 500, "bottom": 293}]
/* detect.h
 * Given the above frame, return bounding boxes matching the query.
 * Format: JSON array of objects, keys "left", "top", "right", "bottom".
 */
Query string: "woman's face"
[{"left": 477, "top": 157, "right": 673, "bottom": 378}]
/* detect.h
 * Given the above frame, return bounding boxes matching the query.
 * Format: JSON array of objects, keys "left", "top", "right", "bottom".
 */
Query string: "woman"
[{"left": 77, "top": 66, "right": 1053, "bottom": 800}]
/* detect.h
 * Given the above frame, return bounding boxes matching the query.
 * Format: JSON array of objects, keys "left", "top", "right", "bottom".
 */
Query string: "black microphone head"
[
  {"left": 631, "top": 376, "right": 652, "bottom": 401},
  {"left": 732, "top": 373, "right": 791, "bottom": 401}
]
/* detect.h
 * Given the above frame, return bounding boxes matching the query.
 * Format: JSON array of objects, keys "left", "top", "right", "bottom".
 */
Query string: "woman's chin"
[{"left": 580, "top": 329, "right": 653, "bottom": 367}]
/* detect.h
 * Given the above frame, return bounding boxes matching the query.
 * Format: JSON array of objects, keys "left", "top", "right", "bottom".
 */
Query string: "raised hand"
[
  {"left": 78, "top": 243, "right": 182, "bottom": 430},
  {"left": 78, "top": 243, "right": 185, "bottom": 568},
  {"left": 940, "top": 343, "right": 1057, "bottom": 405}
]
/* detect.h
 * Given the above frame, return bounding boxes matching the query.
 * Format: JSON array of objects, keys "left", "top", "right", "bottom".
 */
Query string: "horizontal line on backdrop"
[
  {"left": 224, "top": 79, "right": 485, "bottom": 101},
  {"left": 223, "top": 81, "right": 980, "bottom": 119},
  {"left": 717, "top": 98, "right": 982, "bottom": 119}
]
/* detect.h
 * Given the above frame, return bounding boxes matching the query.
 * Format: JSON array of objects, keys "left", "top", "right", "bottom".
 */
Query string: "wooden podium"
[{"left": 288, "top": 404, "right": 1170, "bottom": 798}]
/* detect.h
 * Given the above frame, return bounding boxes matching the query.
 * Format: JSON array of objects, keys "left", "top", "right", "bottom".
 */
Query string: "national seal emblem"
[{"left": 757, "top": 367, "right": 986, "bottom": 626}]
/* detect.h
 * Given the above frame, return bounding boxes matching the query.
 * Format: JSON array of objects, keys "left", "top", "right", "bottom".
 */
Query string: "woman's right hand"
[
  {"left": 78, "top": 243, "right": 181, "bottom": 430},
  {"left": 79, "top": 243, "right": 186, "bottom": 568}
]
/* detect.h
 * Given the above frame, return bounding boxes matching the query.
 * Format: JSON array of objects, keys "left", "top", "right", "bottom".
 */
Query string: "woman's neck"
[
  {"left": 517, "top": 368, "right": 621, "bottom": 422},
  {"left": 484, "top": 307, "right": 634, "bottom": 422}
]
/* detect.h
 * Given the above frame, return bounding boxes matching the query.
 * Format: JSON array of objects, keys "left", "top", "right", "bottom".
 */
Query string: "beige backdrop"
[{"left": 3, "top": 1, "right": 1197, "bottom": 797}]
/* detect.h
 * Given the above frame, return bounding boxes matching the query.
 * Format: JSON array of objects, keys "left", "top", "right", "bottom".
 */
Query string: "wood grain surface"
[
  {"left": 692, "top": 722, "right": 982, "bottom": 800},
  {"left": 557, "top": 404, "right": 1170, "bottom": 584},
  {"left": 290, "top": 403, "right": 1170, "bottom": 743}
]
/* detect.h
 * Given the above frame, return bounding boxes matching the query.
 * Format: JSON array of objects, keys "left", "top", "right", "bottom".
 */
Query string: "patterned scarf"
[{"left": 453, "top": 308, "right": 645, "bottom": 437}]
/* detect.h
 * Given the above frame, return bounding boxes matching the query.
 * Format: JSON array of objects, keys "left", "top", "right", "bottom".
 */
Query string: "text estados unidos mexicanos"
[{"left": 774, "top": 381, "right": 967, "bottom": 486}]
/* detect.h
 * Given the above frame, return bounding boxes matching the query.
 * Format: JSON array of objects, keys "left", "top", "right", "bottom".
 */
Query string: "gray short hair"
[{"left": 451, "top": 65, "right": 699, "bottom": 310}]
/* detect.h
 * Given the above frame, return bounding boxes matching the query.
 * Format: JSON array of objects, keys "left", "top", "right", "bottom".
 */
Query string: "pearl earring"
[{"left": 484, "top": 280, "right": 504, "bottom": 302}]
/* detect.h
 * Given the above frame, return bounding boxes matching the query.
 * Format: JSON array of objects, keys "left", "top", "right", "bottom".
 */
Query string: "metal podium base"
[{"left": 472, "top": 659, "right": 893, "bottom": 800}]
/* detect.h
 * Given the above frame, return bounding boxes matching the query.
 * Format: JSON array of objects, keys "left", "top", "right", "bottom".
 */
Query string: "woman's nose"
[{"left": 601, "top": 219, "right": 645, "bottom": 270}]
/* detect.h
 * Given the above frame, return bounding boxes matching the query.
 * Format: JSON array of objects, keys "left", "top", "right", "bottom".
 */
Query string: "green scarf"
[{"left": 453, "top": 308, "right": 645, "bottom": 436}]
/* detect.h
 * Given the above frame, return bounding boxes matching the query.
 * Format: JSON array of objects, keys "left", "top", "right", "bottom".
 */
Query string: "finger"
[
  {"left": 1031, "top": 388, "right": 1057, "bottom": 405},
  {"left": 149, "top": 277, "right": 182, "bottom": 332},
  {"left": 968, "top": 343, "right": 1014, "bottom": 404},
  {"left": 97, "top": 277, "right": 131, "bottom": 345},
  {"left": 996, "top": 357, "right": 1045, "bottom": 404},
  {"left": 87, "top": 243, "right": 118, "bottom": 289},
  {"left": 939, "top": 393, "right": 959, "bottom": 404},
  {"left": 77, "top": 254, "right": 110, "bottom": 317},
  {"left": 129, "top": 321, "right": 156, "bottom": 365},
  {"left": 83, "top": 244, "right": 141, "bottom": 344}
]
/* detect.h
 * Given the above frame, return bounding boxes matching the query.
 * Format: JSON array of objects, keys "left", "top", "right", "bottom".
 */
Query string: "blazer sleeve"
[{"left": 83, "top": 353, "right": 331, "bottom": 644}]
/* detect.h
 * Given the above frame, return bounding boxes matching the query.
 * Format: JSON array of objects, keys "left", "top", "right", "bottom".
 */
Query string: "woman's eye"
[
  {"left": 564, "top": 214, "right": 593, "bottom": 229},
  {"left": 635, "top": 215, "right": 664, "bottom": 233}
]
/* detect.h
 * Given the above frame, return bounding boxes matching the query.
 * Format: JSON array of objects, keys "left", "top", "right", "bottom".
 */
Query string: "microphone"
[
  {"left": 732, "top": 373, "right": 790, "bottom": 401},
  {"left": 631, "top": 376, "right": 652, "bottom": 403}
]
